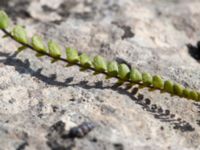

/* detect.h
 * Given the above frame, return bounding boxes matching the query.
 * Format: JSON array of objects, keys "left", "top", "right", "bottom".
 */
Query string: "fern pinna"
[{"left": 0, "top": 10, "right": 199, "bottom": 102}]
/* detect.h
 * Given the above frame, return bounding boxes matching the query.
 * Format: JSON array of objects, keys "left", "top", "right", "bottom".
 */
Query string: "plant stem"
[{"left": 0, "top": 29, "right": 196, "bottom": 100}]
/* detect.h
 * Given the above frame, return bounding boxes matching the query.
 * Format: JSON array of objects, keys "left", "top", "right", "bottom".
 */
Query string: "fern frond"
[{"left": 0, "top": 10, "right": 199, "bottom": 102}]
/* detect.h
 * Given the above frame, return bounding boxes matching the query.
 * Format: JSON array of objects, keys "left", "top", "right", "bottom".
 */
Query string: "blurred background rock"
[{"left": 0, "top": 0, "right": 200, "bottom": 150}]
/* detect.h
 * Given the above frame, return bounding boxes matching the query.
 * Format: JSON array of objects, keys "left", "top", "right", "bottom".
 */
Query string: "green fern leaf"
[
  {"left": 0, "top": 10, "right": 9, "bottom": 29},
  {"left": 142, "top": 72, "right": 152, "bottom": 86},
  {"left": 12, "top": 25, "right": 28, "bottom": 44},
  {"left": 164, "top": 80, "right": 174, "bottom": 94},
  {"left": 130, "top": 68, "right": 142, "bottom": 83},
  {"left": 35, "top": 53, "right": 45, "bottom": 57},
  {"left": 93, "top": 56, "right": 107, "bottom": 72},
  {"left": 107, "top": 61, "right": 118, "bottom": 76},
  {"left": 48, "top": 40, "right": 61, "bottom": 58},
  {"left": 189, "top": 91, "right": 198, "bottom": 100},
  {"left": 32, "top": 35, "right": 47, "bottom": 53},
  {"left": 183, "top": 88, "right": 190, "bottom": 98},
  {"left": 80, "top": 53, "right": 92, "bottom": 67},
  {"left": 17, "top": 45, "right": 27, "bottom": 53},
  {"left": 66, "top": 48, "right": 79, "bottom": 63},
  {"left": 173, "top": 83, "right": 183, "bottom": 96},
  {"left": 152, "top": 75, "right": 164, "bottom": 89},
  {"left": 118, "top": 64, "right": 130, "bottom": 80}
]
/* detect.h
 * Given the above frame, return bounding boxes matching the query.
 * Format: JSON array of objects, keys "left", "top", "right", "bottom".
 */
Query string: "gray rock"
[{"left": 0, "top": 0, "right": 200, "bottom": 149}]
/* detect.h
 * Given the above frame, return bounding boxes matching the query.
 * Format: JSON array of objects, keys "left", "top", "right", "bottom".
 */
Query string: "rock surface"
[{"left": 0, "top": 0, "right": 200, "bottom": 149}]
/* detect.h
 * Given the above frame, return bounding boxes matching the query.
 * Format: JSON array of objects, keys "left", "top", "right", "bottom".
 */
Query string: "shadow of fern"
[
  {"left": 187, "top": 43, "right": 200, "bottom": 62},
  {"left": 0, "top": 51, "right": 195, "bottom": 132},
  {"left": 0, "top": 52, "right": 74, "bottom": 87},
  {"left": 193, "top": 103, "right": 200, "bottom": 113},
  {"left": 193, "top": 103, "right": 200, "bottom": 127}
]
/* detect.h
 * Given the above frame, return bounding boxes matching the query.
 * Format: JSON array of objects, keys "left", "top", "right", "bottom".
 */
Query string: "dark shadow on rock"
[
  {"left": 193, "top": 103, "right": 200, "bottom": 127},
  {"left": 46, "top": 121, "right": 95, "bottom": 150},
  {"left": 0, "top": 51, "right": 195, "bottom": 132},
  {"left": 197, "top": 120, "right": 200, "bottom": 126},
  {"left": 131, "top": 92, "right": 194, "bottom": 132},
  {"left": 46, "top": 121, "right": 75, "bottom": 150},
  {"left": 0, "top": 0, "right": 31, "bottom": 20},
  {"left": 112, "top": 22, "right": 135, "bottom": 40},
  {"left": 194, "top": 103, "right": 200, "bottom": 114},
  {"left": 0, "top": 52, "right": 74, "bottom": 87},
  {"left": 187, "top": 43, "right": 200, "bottom": 62},
  {"left": 0, "top": 0, "right": 9, "bottom": 7},
  {"left": 16, "top": 141, "right": 28, "bottom": 150},
  {"left": 115, "top": 57, "right": 131, "bottom": 68},
  {"left": 120, "top": 25, "right": 135, "bottom": 39}
]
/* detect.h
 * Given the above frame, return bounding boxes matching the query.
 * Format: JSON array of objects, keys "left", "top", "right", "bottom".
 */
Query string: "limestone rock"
[{"left": 0, "top": 0, "right": 200, "bottom": 150}]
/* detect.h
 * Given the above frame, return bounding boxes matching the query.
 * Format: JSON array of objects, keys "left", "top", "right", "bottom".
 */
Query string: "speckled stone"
[{"left": 0, "top": 0, "right": 200, "bottom": 150}]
